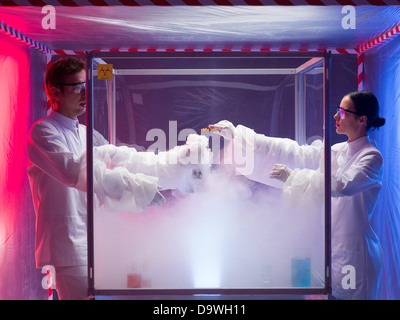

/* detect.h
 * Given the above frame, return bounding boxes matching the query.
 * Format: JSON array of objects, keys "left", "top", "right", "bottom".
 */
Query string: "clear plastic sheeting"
[
  {"left": 0, "top": 34, "right": 48, "bottom": 300},
  {"left": 0, "top": 6, "right": 400, "bottom": 51},
  {"left": 0, "top": 3, "right": 398, "bottom": 300},
  {"left": 365, "top": 35, "right": 400, "bottom": 300},
  {"left": 89, "top": 52, "right": 329, "bottom": 293}
]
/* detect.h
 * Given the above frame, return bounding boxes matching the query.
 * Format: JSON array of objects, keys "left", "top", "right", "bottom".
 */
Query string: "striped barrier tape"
[
  {"left": 51, "top": 48, "right": 359, "bottom": 54},
  {"left": 1, "top": 1, "right": 400, "bottom": 6},
  {"left": 0, "top": 21, "right": 51, "bottom": 54},
  {"left": 1, "top": 3, "right": 399, "bottom": 96}
]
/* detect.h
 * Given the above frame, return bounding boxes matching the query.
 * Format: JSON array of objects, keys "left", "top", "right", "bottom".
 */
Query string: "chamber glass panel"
[{"left": 90, "top": 54, "right": 327, "bottom": 292}]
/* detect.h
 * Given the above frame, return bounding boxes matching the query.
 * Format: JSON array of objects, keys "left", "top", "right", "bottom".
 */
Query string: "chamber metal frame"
[{"left": 85, "top": 50, "right": 332, "bottom": 298}]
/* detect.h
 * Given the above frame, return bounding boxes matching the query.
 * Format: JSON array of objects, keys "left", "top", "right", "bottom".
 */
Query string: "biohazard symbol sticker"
[{"left": 97, "top": 64, "right": 113, "bottom": 80}]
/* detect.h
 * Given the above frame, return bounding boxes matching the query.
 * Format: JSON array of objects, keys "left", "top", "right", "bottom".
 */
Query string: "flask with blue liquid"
[{"left": 291, "top": 247, "right": 311, "bottom": 287}]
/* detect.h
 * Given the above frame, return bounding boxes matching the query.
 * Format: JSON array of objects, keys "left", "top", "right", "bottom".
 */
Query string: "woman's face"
[{"left": 334, "top": 95, "right": 365, "bottom": 141}]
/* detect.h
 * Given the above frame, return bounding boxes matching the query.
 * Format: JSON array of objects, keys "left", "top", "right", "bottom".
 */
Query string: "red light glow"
[{"left": 0, "top": 34, "right": 31, "bottom": 297}]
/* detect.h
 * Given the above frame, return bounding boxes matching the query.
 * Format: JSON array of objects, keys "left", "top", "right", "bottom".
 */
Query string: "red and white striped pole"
[
  {"left": 357, "top": 53, "right": 364, "bottom": 91},
  {"left": 46, "top": 270, "right": 53, "bottom": 300}
]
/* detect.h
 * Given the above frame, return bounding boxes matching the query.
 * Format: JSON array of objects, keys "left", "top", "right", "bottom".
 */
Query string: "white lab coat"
[
  {"left": 229, "top": 125, "right": 383, "bottom": 300},
  {"left": 27, "top": 111, "right": 211, "bottom": 268},
  {"left": 27, "top": 111, "right": 159, "bottom": 267},
  {"left": 86, "top": 133, "right": 212, "bottom": 196}
]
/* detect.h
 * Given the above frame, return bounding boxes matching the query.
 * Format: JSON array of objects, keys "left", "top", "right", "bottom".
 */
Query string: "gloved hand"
[
  {"left": 208, "top": 120, "right": 236, "bottom": 140},
  {"left": 269, "top": 164, "right": 293, "bottom": 183},
  {"left": 149, "top": 187, "right": 166, "bottom": 207}
]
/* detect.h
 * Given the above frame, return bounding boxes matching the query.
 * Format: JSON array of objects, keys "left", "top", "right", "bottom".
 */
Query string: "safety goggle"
[
  {"left": 336, "top": 107, "right": 361, "bottom": 119},
  {"left": 59, "top": 82, "right": 86, "bottom": 94}
]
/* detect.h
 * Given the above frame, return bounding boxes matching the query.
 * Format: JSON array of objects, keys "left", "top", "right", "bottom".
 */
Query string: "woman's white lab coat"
[{"left": 230, "top": 125, "right": 383, "bottom": 300}]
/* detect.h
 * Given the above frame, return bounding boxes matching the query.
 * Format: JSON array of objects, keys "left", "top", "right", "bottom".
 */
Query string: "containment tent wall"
[
  {"left": 364, "top": 34, "right": 400, "bottom": 300},
  {"left": 0, "top": 4, "right": 400, "bottom": 300},
  {"left": 0, "top": 33, "right": 48, "bottom": 300}
]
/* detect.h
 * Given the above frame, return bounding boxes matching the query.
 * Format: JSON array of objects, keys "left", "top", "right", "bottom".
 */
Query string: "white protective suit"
[
  {"left": 75, "top": 133, "right": 212, "bottom": 213},
  {"left": 229, "top": 124, "right": 383, "bottom": 300},
  {"left": 27, "top": 110, "right": 211, "bottom": 268}
]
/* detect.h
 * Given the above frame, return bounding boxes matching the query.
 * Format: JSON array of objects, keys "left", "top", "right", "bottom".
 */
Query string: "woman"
[{"left": 211, "top": 91, "right": 385, "bottom": 299}]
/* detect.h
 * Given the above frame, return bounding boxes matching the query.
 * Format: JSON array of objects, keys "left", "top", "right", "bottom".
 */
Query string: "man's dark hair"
[{"left": 45, "top": 57, "right": 85, "bottom": 104}]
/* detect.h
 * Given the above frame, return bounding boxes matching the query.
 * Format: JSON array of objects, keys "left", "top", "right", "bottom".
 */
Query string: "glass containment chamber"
[{"left": 85, "top": 51, "right": 331, "bottom": 297}]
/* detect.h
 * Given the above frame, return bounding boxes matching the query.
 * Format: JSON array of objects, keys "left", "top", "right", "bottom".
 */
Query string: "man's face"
[{"left": 53, "top": 70, "right": 86, "bottom": 120}]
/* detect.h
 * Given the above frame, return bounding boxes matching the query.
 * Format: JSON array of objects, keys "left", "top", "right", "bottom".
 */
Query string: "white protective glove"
[
  {"left": 208, "top": 120, "right": 236, "bottom": 140},
  {"left": 269, "top": 164, "right": 293, "bottom": 183}
]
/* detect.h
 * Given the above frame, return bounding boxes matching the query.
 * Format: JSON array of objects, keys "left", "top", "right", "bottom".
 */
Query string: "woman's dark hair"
[{"left": 347, "top": 91, "right": 385, "bottom": 130}]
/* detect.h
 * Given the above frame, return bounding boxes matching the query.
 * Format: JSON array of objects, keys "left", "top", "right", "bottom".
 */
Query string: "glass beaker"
[{"left": 291, "top": 247, "right": 311, "bottom": 287}]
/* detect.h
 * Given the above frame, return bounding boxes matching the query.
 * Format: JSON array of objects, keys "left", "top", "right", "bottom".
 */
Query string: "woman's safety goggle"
[
  {"left": 336, "top": 107, "right": 361, "bottom": 119},
  {"left": 59, "top": 82, "right": 86, "bottom": 94}
]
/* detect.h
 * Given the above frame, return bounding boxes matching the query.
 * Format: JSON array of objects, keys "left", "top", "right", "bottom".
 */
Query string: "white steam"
[{"left": 93, "top": 167, "right": 325, "bottom": 291}]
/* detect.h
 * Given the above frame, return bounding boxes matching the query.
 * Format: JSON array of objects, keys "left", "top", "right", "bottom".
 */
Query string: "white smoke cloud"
[{"left": 93, "top": 166, "right": 325, "bottom": 292}]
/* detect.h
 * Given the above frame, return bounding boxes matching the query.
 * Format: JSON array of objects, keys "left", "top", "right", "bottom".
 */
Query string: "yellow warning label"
[{"left": 97, "top": 64, "right": 113, "bottom": 80}]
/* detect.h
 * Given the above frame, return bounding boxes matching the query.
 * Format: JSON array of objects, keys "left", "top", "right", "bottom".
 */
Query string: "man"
[{"left": 27, "top": 58, "right": 164, "bottom": 299}]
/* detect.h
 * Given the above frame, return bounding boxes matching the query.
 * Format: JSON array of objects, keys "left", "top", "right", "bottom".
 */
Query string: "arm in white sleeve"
[
  {"left": 230, "top": 125, "right": 322, "bottom": 186},
  {"left": 93, "top": 144, "right": 159, "bottom": 176},
  {"left": 331, "top": 150, "right": 383, "bottom": 197},
  {"left": 27, "top": 121, "right": 81, "bottom": 187},
  {"left": 93, "top": 160, "right": 159, "bottom": 213},
  {"left": 92, "top": 134, "right": 212, "bottom": 191},
  {"left": 76, "top": 153, "right": 159, "bottom": 212},
  {"left": 28, "top": 121, "right": 159, "bottom": 212},
  {"left": 282, "top": 168, "right": 325, "bottom": 209},
  {"left": 282, "top": 148, "right": 383, "bottom": 209},
  {"left": 92, "top": 144, "right": 178, "bottom": 190}
]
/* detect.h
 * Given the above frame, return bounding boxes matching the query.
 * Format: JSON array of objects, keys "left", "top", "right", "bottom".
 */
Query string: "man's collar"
[{"left": 49, "top": 110, "right": 79, "bottom": 130}]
